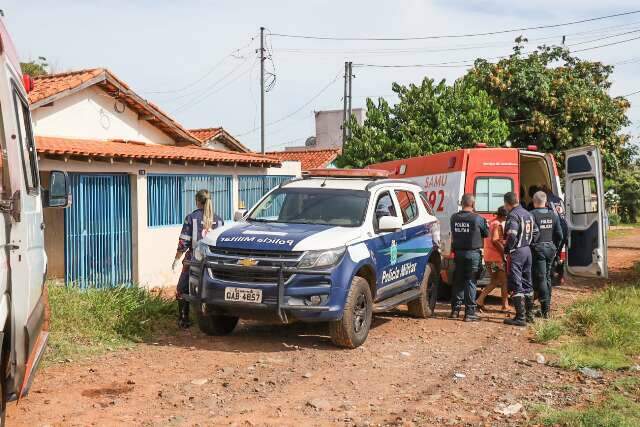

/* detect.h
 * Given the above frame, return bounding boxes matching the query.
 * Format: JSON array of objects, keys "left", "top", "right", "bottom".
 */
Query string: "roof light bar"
[{"left": 306, "top": 168, "right": 390, "bottom": 179}]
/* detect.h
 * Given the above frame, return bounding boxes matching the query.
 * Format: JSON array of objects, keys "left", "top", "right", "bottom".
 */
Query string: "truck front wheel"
[
  {"left": 329, "top": 276, "right": 372, "bottom": 348},
  {"left": 407, "top": 264, "right": 434, "bottom": 318},
  {"left": 196, "top": 311, "right": 239, "bottom": 336}
]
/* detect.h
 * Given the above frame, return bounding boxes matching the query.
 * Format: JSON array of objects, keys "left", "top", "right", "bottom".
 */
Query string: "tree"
[
  {"left": 605, "top": 164, "right": 640, "bottom": 223},
  {"left": 336, "top": 78, "right": 508, "bottom": 168},
  {"left": 463, "top": 38, "right": 633, "bottom": 179},
  {"left": 20, "top": 56, "right": 48, "bottom": 77}
]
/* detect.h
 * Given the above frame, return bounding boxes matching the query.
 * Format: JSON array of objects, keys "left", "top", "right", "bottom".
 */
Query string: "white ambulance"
[{"left": 0, "top": 18, "right": 71, "bottom": 423}]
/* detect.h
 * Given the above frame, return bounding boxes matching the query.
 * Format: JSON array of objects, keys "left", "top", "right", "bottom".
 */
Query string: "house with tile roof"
[
  {"left": 266, "top": 148, "right": 341, "bottom": 171},
  {"left": 31, "top": 68, "right": 300, "bottom": 288}
]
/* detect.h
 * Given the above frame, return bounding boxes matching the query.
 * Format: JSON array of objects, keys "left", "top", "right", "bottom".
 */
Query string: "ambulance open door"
[{"left": 563, "top": 146, "right": 607, "bottom": 278}]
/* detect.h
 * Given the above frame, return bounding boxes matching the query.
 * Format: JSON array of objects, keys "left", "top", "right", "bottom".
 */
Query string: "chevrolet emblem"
[{"left": 237, "top": 258, "right": 258, "bottom": 267}]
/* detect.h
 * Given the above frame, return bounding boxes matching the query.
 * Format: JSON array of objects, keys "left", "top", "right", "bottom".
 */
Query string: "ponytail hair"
[{"left": 196, "top": 189, "right": 214, "bottom": 230}]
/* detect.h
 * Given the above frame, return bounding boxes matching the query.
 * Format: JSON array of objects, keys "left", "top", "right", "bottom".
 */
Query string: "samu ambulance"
[
  {"left": 370, "top": 144, "right": 608, "bottom": 288},
  {"left": 187, "top": 169, "right": 439, "bottom": 348}
]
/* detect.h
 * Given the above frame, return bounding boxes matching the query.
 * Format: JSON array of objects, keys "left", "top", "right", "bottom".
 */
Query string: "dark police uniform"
[
  {"left": 531, "top": 207, "right": 563, "bottom": 318},
  {"left": 450, "top": 210, "right": 489, "bottom": 319},
  {"left": 546, "top": 192, "right": 568, "bottom": 286},
  {"left": 504, "top": 205, "right": 538, "bottom": 325},
  {"left": 176, "top": 209, "right": 224, "bottom": 298}
]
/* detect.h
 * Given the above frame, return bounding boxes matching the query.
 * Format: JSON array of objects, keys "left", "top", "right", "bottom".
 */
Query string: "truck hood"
[{"left": 202, "top": 221, "right": 364, "bottom": 252}]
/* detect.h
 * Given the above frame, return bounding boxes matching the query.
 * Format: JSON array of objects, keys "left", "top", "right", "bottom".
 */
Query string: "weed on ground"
[
  {"left": 532, "top": 378, "right": 640, "bottom": 427},
  {"left": 46, "top": 283, "right": 177, "bottom": 363},
  {"left": 531, "top": 281, "right": 640, "bottom": 370}
]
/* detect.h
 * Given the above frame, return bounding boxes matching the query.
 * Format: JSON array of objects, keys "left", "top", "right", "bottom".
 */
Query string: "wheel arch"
[{"left": 353, "top": 263, "right": 377, "bottom": 300}]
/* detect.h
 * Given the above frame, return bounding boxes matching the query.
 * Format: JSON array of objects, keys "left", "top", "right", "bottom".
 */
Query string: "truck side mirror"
[
  {"left": 378, "top": 215, "right": 403, "bottom": 232},
  {"left": 44, "top": 170, "right": 71, "bottom": 208},
  {"left": 233, "top": 209, "right": 248, "bottom": 222}
]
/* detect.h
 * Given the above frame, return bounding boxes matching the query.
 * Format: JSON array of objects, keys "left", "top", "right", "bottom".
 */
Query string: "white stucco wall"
[
  {"left": 266, "top": 160, "right": 301, "bottom": 177},
  {"left": 39, "top": 158, "right": 292, "bottom": 288},
  {"left": 32, "top": 86, "right": 176, "bottom": 145},
  {"left": 204, "top": 140, "right": 231, "bottom": 151}
]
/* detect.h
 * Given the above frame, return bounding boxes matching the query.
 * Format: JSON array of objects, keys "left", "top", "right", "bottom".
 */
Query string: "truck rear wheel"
[
  {"left": 196, "top": 312, "right": 239, "bottom": 336},
  {"left": 407, "top": 264, "right": 434, "bottom": 318},
  {"left": 329, "top": 276, "right": 372, "bottom": 348}
]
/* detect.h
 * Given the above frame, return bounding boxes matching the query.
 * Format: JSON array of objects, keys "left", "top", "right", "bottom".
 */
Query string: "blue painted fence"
[
  {"left": 238, "top": 175, "right": 294, "bottom": 212},
  {"left": 65, "top": 174, "right": 133, "bottom": 288},
  {"left": 147, "top": 174, "right": 233, "bottom": 226}
]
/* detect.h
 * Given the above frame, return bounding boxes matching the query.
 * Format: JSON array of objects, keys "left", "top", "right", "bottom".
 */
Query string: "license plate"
[{"left": 224, "top": 287, "right": 263, "bottom": 303}]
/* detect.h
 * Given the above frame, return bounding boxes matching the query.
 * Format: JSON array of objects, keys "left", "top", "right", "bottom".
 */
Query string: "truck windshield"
[{"left": 247, "top": 188, "right": 370, "bottom": 227}]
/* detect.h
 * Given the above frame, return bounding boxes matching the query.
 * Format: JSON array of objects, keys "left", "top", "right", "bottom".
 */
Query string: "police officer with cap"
[
  {"left": 450, "top": 193, "right": 489, "bottom": 322},
  {"left": 530, "top": 191, "right": 563, "bottom": 318},
  {"left": 503, "top": 191, "right": 538, "bottom": 326}
]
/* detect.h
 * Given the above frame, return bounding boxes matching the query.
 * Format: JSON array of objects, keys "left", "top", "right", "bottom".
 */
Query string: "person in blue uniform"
[
  {"left": 542, "top": 186, "right": 568, "bottom": 286},
  {"left": 172, "top": 189, "right": 224, "bottom": 328},
  {"left": 449, "top": 194, "right": 489, "bottom": 322},
  {"left": 503, "top": 191, "right": 538, "bottom": 326},
  {"left": 530, "top": 191, "right": 564, "bottom": 318}
]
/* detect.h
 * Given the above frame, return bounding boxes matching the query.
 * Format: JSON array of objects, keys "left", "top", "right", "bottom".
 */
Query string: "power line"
[
  {"left": 620, "top": 89, "right": 640, "bottom": 97},
  {"left": 353, "top": 31, "right": 640, "bottom": 69},
  {"left": 141, "top": 36, "right": 256, "bottom": 94},
  {"left": 172, "top": 58, "right": 258, "bottom": 114},
  {"left": 269, "top": 10, "right": 640, "bottom": 41},
  {"left": 235, "top": 72, "right": 342, "bottom": 137},
  {"left": 272, "top": 21, "right": 640, "bottom": 57}
]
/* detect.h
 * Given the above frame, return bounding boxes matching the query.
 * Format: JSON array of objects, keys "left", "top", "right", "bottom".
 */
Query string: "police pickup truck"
[{"left": 187, "top": 169, "right": 439, "bottom": 348}]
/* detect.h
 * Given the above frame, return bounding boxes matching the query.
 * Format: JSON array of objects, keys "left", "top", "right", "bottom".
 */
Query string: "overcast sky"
[{"left": 4, "top": 0, "right": 640, "bottom": 151}]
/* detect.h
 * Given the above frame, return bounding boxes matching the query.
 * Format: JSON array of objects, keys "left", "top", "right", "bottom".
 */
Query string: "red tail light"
[
  {"left": 22, "top": 74, "right": 34, "bottom": 93},
  {"left": 527, "top": 145, "right": 538, "bottom": 151}
]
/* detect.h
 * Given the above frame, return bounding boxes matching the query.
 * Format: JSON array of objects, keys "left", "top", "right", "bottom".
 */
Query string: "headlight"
[
  {"left": 298, "top": 247, "right": 346, "bottom": 269},
  {"left": 193, "top": 242, "right": 207, "bottom": 262}
]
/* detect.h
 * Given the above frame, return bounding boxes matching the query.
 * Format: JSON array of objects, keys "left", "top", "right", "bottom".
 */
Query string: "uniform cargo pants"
[
  {"left": 452, "top": 250, "right": 481, "bottom": 311},
  {"left": 532, "top": 243, "right": 556, "bottom": 308},
  {"left": 507, "top": 246, "right": 533, "bottom": 295}
]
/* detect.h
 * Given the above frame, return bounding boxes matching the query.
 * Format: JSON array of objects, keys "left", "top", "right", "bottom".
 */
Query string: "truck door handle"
[{"left": 3, "top": 244, "right": 19, "bottom": 250}]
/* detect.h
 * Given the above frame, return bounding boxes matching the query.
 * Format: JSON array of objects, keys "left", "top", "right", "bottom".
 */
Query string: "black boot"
[
  {"left": 525, "top": 294, "right": 535, "bottom": 323},
  {"left": 449, "top": 307, "right": 461, "bottom": 319},
  {"left": 464, "top": 306, "right": 480, "bottom": 322},
  {"left": 540, "top": 299, "right": 550, "bottom": 319},
  {"left": 178, "top": 299, "right": 192, "bottom": 329},
  {"left": 504, "top": 295, "right": 526, "bottom": 326}
]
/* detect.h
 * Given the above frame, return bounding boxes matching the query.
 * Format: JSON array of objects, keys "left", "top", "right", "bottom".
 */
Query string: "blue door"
[{"left": 65, "top": 174, "right": 132, "bottom": 288}]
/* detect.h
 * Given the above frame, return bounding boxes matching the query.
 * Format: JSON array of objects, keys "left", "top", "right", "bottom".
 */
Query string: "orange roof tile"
[
  {"left": 28, "top": 68, "right": 104, "bottom": 104},
  {"left": 36, "top": 136, "right": 280, "bottom": 166},
  {"left": 189, "top": 127, "right": 250, "bottom": 153},
  {"left": 29, "top": 68, "right": 199, "bottom": 145},
  {"left": 190, "top": 127, "right": 223, "bottom": 141},
  {"left": 266, "top": 149, "right": 340, "bottom": 171}
]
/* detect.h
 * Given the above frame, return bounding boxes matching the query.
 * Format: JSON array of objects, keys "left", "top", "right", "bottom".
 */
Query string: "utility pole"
[
  {"left": 347, "top": 61, "right": 353, "bottom": 140},
  {"left": 342, "top": 61, "right": 349, "bottom": 148},
  {"left": 260, "top": 26, "right": 265, "bottom": 154}
]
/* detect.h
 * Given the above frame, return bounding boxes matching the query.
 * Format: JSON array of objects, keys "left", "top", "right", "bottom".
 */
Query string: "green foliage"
[
  {"left": 47, "top": 283, "right": 176, "bottom": 363},
  {"left": 531, "top": 319, "right": 565, "bottom": 343},
  {"left": 605, "top": 165, "right": 640, "bottom": 223},
  {"left": 465, "top": 38, "right": 634, "bottom": 179},
  {"left": 608, "top": 213, "right": 621, "bottom": 226},
  {"left": 20, "top": 56, "right": 48, "bottom": 77},
  {"left": 336, "top": 79, "right": 508, "bottom": 168},
  {"left": 532, "top": 378, "right": 640, "bottom": 426},
  {"left": 535, "top": 282, "right": 640, "bottom": 370}
]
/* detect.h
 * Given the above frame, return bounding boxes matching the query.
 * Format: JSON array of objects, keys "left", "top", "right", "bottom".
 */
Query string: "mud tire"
[
  {"left": 196, "top": 312, "right": 239, "bottom": 336},
  {"left": 329, "top": 276, "right": 373, "bottom": 348},
  {"left": 407, "top": 264, "right": 434, "bottom": 318}
]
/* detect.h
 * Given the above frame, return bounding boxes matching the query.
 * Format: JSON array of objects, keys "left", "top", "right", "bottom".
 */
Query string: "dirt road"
[{"left": 8, "top": 231, "right": 640, "bottom": 426}]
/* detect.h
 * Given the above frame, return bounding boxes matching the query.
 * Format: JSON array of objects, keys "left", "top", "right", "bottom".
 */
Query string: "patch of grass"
[
  {"left": 532, "top": 378, "right": 640, "bottom": 427},
  {"left": 46, "top": 283, "right": 177, "bottom": 363},
  {"left": 532, "top": 319, "right": 565, "bottom": 343},
  {"left": 533, "top": 282, "right": 640, "bottom": 370}
]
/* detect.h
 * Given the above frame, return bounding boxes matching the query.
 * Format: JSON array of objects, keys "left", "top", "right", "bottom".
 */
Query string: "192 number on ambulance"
[{"left": 426, "top": 190, "right": 445, "bottom": 212}]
